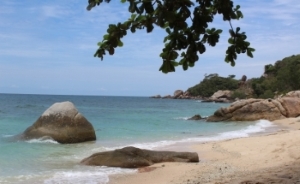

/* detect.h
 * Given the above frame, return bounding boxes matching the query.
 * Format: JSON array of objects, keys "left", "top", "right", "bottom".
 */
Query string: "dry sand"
[{"left": 109, "top": 117, "right": 300, "bottom": 184}]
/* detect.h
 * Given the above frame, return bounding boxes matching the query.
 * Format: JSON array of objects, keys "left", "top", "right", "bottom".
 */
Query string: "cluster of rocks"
[
  {"left": 150, "top": 90, "right": 202, "bottom": 100},
  {"left": 151, "top": 90, "right": 236, "bottom": 103},
  {"left": 207, "top": 91, "right": 300, "bottom": 122}
]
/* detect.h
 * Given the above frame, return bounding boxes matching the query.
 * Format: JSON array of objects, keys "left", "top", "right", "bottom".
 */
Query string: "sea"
[{"left": 0, "top": 94, "right": 279, "bottom": 184}]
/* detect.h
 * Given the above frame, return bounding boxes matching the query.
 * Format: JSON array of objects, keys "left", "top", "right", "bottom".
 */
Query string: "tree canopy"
[
  {"left": 250, "top": 54, "right": 300, "bottom": 98},
  {"left": 87, "top": 0, "right": 255, "bottom": 73},
  {"left": 187, "top": 74, "right": 239, "bottom": 97}
]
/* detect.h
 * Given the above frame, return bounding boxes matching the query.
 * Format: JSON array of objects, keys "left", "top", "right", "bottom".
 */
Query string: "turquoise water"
[{"left": 0, "top": 94, "right": 276, "bottom": 184}]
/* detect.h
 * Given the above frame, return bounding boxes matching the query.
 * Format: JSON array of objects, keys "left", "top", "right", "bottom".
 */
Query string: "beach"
[
  {"left": 1, "top": 94, "right": 299, "bottom": 183},
  {"left": 109, "top": 117, "right": 300, "bottom": 184}
]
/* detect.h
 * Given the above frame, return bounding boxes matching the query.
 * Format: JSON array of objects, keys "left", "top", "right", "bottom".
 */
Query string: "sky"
[{"left": 0, "top": 0, "right": 300, "bottom": 96}]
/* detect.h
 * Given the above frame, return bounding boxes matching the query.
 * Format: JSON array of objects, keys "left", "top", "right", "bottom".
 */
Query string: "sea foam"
[
  {"left": 44, "top": 167, "right": 136, "bottom": 184},
  {"left": 26, "top": 137, "right": 59, "bottom": 144},
  {"left": 103, "top": 120, "right": 276, "bottom": 151}
]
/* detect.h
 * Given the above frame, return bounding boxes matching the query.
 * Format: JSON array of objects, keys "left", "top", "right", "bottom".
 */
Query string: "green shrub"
[{"left": 231, "top": 90, "right": 247, "bottom": 99}]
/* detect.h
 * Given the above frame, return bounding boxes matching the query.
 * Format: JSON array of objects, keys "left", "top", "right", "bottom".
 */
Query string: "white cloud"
[
  {"left": 0, "top": 0, "right": 300, "bottom": 96},
  {"left": 40, "top": 5, "right": 71, "bottom": 18}
]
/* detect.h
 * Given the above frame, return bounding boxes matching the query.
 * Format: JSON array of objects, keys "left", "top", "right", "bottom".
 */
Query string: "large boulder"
[
  {"left": 173, "top": 90, "right": 184, "bottom": 99},
  {"left": 81, "top": 146, "right": 199, "bottom": 168},
  {"left": 201, "top": 90, "right": 233, "bottom": 103},
  {"left": 21, "top": 101, "right": 96, "bottom": 144},
  {"left": 210, "top": 90, "right": 232, "bottom": 99},
  {"left": 207, "top": 97, "right": 300, "bottom": 122}
]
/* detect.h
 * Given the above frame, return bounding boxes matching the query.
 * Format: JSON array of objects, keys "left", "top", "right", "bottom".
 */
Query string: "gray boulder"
[
  {"left": 22, "top": 101, "right": 96, "bottom": 144},
  {"left": 81, "top": 146, "right": 199, "bottom": 168}
]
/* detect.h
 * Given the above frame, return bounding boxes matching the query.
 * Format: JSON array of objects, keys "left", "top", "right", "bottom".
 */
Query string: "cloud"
[
  {"left": 1, "top": 0, "right": 300, "bottom": 96},
  {"left": 40, "top": 5, "right": 71, "bottom": 18}
]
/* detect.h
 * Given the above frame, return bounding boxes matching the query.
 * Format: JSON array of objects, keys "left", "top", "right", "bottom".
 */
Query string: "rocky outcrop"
[
  {"left": 150, "top": 95, "right": 161, "bottom": 98},
  {"left": 162, "top": 95, "right": 172, "bottom": 99},
  {"left": 202, "top": 90, "right": 233, "bottom": 103},
  {"left": 173, "top": 90, "right": 184, "bottom": 99},
  {"left": 81, "top": 146, "right": 199, "bottom": 168},
  {"left": 151, "top": 90, "right": 202, "bottom": 100},
  {"left": 211, "top": 90, "right": 232, "bottom": 99},
  {"left": 284, "top": 90, "right": 300, "bottom": 98},
  {"left": 207, "top": 97, "right": 300, "bottom": 122},
  {"left": 21, "top": 101, "right": 96, "bottom": 144},
  {"left": 188, "top": 114, "right": 202, "bottom": 120}
]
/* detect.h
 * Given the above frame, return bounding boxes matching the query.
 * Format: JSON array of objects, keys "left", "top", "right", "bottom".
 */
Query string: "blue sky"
[{"left": 0, "top": 0, "right": 300, "bottom": 96}]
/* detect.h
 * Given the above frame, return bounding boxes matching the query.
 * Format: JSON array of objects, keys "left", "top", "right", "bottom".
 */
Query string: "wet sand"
[{"left": 109, "top": 117, "right": 300, "bottom": 184}]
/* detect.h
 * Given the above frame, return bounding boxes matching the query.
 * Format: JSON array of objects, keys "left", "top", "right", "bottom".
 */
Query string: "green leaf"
[
  {"left": 247, "top": 49, "right": 254, "bottom": 58},
  {"left": 237, "top": 11, "right": 243, "bottom": 19},
  {"left": 121, "top": 0, "right": 126, "bottom": 3},
  {"left": 130, "top": 26, "right": 136, "bottom": 33},
  {"left": 228, "top": 38, "right": 234, "bottom": 44},
  {"left": 171, "top": 61, "right": 179, "bottom": 66},
  {"left": 183, "top": 62, "right": 188, "bottom": 70},
  {"left": 248, "top": 47, "right": 255, "bottom": 52},
  {"left": 144, "top": 2, "right": 154, "bottom": 14},
  {"left": 118, "top": 40, "right": 123, "bottom": 47},
  {"left": 129, "top": 2, "right": 135, "bottom": 13},
  {"left": 103, "top": 34, "right": 109, "bottom": 40},
  {"left": 109, "top": 47, "right": 115, "bottom": 55},
  {"left": 136, "top": 15, "right": 146, "bottom": 22},
  {"left": 215, "top": 29, "right": 223, "bottom": 34},
  {"left": 163, "top": 36, "right": 169, "bottom": 43},
  {"left": 130, "top": 14, "right": 137, "bottom": 20},
  {"left": 166, "top": 28, "right": 171, "bottom": 34},
  {"left": 188, "top": 62, "right": 195, "bottom": 67}
]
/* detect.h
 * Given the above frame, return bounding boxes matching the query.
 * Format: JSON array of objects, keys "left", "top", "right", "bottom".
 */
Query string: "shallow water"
[{"left": 0, "top": 94, "right": 278, "bottom": 183}]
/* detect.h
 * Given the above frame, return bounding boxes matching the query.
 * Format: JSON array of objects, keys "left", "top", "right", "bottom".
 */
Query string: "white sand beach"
[{"left": 109, "top": 117, "right": 300, "bottom": 184}]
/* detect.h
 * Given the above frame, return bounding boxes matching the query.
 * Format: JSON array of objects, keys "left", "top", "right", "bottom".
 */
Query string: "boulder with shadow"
[
  {"left": 21, "top": 101, "right": 96, "bottom": 144},
  {"left": 81, "top": 146, "right": 199, "bottom": 168}
]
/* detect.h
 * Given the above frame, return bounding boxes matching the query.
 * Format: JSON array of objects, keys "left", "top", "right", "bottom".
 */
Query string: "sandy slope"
[{"left": 109, "top": 117, "right": 300, "bottom": 184}]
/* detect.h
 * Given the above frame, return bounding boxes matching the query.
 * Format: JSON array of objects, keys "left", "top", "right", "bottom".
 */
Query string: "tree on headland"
[{"left": 87, "top": 0, "right": 255, "bottom": 73}]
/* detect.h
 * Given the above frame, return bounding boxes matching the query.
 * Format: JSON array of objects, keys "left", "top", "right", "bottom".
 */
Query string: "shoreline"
[{"left": 109, "top": 117, "right": 300, "bottom": 184}]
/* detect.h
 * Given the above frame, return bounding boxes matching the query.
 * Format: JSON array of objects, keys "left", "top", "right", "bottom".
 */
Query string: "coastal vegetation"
[
  {"left": 187, "top": 73, "right": 239, "bottom": 97},
  {"left": 187, "top": 54, "right": 300, "bottom": 99},
  {"left": 250, "top": 54, "right": 300, "bottom": 98}
]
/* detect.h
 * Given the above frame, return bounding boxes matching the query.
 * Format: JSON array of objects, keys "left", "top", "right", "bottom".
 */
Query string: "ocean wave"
[
  {"left": 2, "top": 134, "right": 14, "bottom": 138},
  {"left": 15, "top": 104, "right": 37, "bottom": 109},
  {"left": 103, "top": 120, "right": 276, "bottom": 151},
  {"left": 173, "top": 117, "right": 189, "bottom": 120},
  {"left": 26, "top": 137, "right": 59, "bottom": 144},
  {"left": 180, "top": 119, "right": 275, "bottom": 143},
  {"left": 44, "top": 167, "right": 135, "bottom": 184}
]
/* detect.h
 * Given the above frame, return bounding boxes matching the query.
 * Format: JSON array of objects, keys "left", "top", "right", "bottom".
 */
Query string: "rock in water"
[
  {"left": 22, "top": 101, "right": 96, "bottom": 144},
  {"left": 188, "top": 114, "right": 202, "bottom": 120},
  {"left": 81, "top": 146, "right": 199, "bottom": 168}
]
